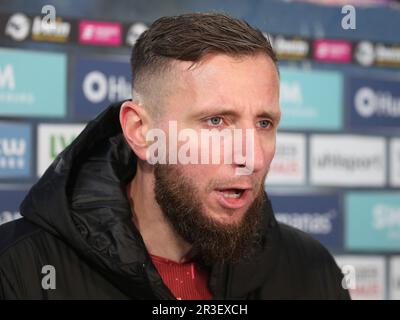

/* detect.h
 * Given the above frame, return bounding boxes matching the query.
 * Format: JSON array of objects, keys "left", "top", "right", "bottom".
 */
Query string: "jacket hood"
[{"left": 20, "top": 101, "right": 280, "bottom": 299}]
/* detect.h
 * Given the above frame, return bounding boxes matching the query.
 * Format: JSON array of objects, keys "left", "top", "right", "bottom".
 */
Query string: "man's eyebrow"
[{"left": 191, "top": 107, "right": 281, "bottom": 122}]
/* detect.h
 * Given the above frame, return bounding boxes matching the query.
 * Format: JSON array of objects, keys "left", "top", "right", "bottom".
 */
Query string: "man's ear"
[{"left": 120, "top": 100, "right": 151, "bottom": 161}]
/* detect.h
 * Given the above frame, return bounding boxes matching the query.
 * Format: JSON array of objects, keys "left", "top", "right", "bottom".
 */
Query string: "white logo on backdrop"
[
  {"left": 5, "top": 13, "right": 31, "bottom": 41},
  {"left": 355, "top": 87, "right": 400, "bottom": 118},
  {"left": 354, "top": 41, "right": 375, "bottom": 67},
  {"left": 82, "top": 71, "right": 131, "bottom": 103},
  {"left": 126, "top": 22, "right": 148, "bottom": 46}
]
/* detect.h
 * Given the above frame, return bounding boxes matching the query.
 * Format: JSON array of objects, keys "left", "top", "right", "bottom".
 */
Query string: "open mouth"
[
  {"left": 219, "top": 188, "right": 245, "bottom": 199},
  {"left": 214, "top": 187, "right": 252, "bottom": 210}
]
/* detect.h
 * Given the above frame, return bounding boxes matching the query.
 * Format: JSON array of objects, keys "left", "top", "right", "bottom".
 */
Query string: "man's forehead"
[
  {"left": 173, "top": 54, "right": 278, "bottom": 94},
  {"left": 160, "top": 53, "right": 279, "bottom": 119},
  {"left": 174, "top": 52, "right": 277, "bottom": 76}
]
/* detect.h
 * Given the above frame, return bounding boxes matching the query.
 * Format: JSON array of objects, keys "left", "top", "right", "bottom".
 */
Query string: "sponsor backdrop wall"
[{"left": 0, "top": 0, "right": 399, "bottom": 299}]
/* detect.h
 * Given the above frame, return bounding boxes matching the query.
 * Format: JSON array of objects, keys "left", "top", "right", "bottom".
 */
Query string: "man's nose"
[{"left": 232, "top": 127, "right": 268, "bottom": 175}]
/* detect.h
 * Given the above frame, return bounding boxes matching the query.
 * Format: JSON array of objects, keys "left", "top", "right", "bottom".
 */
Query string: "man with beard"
[{"left": 0, "top": 13, "right": 350, "bottom": 300}]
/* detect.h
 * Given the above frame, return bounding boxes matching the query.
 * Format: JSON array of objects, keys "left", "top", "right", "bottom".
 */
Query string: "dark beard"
[{"left": 154, "top": 164, "right": 265, "bottom": 265}]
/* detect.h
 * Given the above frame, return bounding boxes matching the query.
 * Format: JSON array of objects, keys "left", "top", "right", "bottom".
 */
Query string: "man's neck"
[{"left": 127, "top": 165, "right": 193, "bottom": 263}]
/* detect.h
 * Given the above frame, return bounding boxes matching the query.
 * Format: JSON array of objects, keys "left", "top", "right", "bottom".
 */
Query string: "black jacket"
[{"left": 0, "top": 101, "right": 350, "bottom": 300}]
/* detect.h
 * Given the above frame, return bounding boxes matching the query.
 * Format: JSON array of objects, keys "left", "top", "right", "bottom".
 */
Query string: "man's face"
[{"left": 151, "top": 53, "right": 280, "bottom": 262}]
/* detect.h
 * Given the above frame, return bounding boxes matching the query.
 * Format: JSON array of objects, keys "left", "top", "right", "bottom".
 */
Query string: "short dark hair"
[{"left": 130, "top": 13, "right": 277, "bottom": 116}]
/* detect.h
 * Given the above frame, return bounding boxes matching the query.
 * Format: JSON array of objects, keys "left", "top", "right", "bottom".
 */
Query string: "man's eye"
[
  {"left": 207, "top": 117, "right": 223, "bottom": 126},
  {"left": 258, "top": 120, "right": 272, "bottom": 129}
]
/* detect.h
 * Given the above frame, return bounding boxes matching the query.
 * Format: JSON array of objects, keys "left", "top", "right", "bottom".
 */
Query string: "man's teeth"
[{"left": 222, "top": 190, "right": 243, "bottom": 199}]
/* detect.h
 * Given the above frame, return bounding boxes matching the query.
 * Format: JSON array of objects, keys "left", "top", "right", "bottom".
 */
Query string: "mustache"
[{"left": 206, "top": 175, "right": 267, "bottom": 193}]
